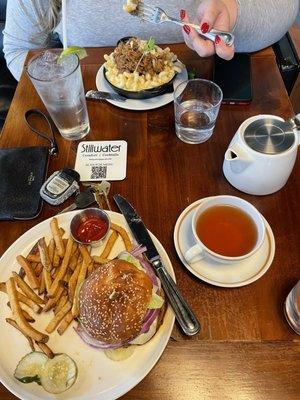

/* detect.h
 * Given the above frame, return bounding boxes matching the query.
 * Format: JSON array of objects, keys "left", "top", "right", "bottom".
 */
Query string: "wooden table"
[{"left": 0, "top": 44, "right": 299, "bottom": 399}]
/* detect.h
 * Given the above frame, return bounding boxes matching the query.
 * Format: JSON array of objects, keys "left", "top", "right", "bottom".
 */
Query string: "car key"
[{"left": 58, "top": 187, "right": 96, "bottom": 214}]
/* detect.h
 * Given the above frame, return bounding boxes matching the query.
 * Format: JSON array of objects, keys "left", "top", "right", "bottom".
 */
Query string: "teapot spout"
[{"left": 224, "top": 143, "right": 252, "bottom": 173}]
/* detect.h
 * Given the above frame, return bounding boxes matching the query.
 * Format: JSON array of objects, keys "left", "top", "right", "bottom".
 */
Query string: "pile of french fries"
[{"left": 0, "top": 217, "right": 133, "bottom": 359}]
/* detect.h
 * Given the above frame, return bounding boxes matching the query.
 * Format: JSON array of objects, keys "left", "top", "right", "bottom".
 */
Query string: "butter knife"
[
  {"left": 114, "top": 194, "right": 201, "bottom": 336},
  {"left": 86, "top": 90, "right": 127, "bottom": 102}
]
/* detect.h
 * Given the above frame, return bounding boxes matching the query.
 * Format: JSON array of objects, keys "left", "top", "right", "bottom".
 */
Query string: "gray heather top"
[{"left": 3, "top": 0, "right": 299, "bottom": 80}]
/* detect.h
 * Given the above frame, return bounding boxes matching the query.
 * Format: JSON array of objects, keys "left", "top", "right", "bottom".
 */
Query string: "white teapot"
[{"left": 223, "top": 114, "right": 300, "bottom": 195}]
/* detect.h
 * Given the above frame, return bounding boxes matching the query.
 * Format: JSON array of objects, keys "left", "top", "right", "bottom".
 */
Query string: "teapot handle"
[{"left": 288, "top": 114, "right": 300, "bottom": 145}]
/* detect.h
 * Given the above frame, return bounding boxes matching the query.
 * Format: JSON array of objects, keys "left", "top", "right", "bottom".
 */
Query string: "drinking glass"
[
  {"left": 284, "top": 280, "right": 300, "bottom": 334},
  {"left": 174, "top": 79, "right": 222, "bottom": 144},
  {"left": 27, "top": 49, "right": 90, "bottom": 141}
]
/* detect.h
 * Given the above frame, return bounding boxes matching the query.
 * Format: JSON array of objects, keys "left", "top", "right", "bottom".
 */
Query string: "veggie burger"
[{"left": 76, "top": 251, "right": 165, "bottom": 353}]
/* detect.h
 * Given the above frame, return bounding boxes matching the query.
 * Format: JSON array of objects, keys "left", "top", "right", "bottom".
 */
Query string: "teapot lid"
[{"left": 243, "top": 117, "right": 295, "bottom": 154}]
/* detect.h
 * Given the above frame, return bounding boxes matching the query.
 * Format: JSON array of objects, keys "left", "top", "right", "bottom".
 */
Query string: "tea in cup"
[{"left": 184, "top": 196, "right": 265, "bottom": 264}]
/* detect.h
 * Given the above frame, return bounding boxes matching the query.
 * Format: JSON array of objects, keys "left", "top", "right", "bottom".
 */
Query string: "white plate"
[
  {"left": 0, "top": 211, "right": 175, "bottom": 400},
  {"left": 95, "top": 64, "right": 188, "bottom": 111},
  {"left": 174, "top": 198, "right": 275, "bottom": 288}
]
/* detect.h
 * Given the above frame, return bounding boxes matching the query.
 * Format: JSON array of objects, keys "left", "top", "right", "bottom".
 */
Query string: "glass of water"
[
  {"left": 284, "top": 280, "right": 300, "bottom": 335},
  {"left": 174, "top": 79, "right": 222, "bottom": 144},
  {"left": 27, "top": 49, "right": 90, "bottom": 141}
]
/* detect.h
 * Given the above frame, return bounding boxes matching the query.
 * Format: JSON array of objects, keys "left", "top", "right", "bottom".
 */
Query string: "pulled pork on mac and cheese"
[{"left": 104, "top": 38, "right": 182, "bottom": 92}]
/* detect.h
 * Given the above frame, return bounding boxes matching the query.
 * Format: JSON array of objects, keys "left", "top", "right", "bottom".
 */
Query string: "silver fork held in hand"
[{"left": 136, "top": 3, "right": 234, "bottom": 47}]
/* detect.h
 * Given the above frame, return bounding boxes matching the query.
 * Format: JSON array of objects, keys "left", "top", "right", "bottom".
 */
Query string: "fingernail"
[
  {"left": 201, "top": 22, "right": 210, "bottom": 33},
  {"left": 215, "top": 35, "right": 221, "bottom": 45},
  {"left": 183, "top": 25, "right": 190, "bottom": 35},
  {"left": 180, "top": 9, "right": 186, "bottom": 20}
]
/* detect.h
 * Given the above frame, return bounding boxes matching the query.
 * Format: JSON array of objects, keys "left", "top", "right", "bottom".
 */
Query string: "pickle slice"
[
  {"left": 40, "top": 354, "right": 77, "bottom": 394},
  {"left": 14, "top": 352, "right": 48, "bottom": 384}
]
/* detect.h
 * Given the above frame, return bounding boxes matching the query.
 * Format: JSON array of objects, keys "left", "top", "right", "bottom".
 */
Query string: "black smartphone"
[{"left": 213, "top": 53, "right": 252, "bottom": 105}]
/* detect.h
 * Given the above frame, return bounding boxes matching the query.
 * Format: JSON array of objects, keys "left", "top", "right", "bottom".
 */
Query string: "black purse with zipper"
[{"left": 0, "top": 109, "right": 58, "bottom": 220}]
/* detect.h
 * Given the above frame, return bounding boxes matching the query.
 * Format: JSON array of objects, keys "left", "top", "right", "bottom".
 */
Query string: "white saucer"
[
  {"left": 173, "top": 198, "right": 275, "bottom": 288},
  {"left": 95, "top": 64, "right": 188, "bottom": 111}
]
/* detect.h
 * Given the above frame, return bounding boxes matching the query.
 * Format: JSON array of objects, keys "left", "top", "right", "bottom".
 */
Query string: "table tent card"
[{"left": 75, "top": 141, "right": 127, "bottom": 181}]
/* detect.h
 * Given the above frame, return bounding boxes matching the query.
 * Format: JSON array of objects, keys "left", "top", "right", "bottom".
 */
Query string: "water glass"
[
  {"left": 174, "top": 79, "right": 222, "bottom": 144},
  {"left": 27, "top": 49, "right": 90, "bottom": 141},
  {"left": 284, "top": 280, "right": 300, "bottom": 334}
]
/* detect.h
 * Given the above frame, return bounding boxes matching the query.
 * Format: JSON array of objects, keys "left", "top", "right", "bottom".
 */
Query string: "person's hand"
[{"left": 180, "top": 0, "right": 238, "bottom": 60}]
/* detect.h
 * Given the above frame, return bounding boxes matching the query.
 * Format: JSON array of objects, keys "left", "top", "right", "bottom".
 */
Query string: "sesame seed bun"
[{"left": 79, "top": 259, "right": 153, "bottom": 344}]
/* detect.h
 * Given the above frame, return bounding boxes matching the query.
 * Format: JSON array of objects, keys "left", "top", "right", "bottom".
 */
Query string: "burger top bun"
[{"left": 79, "top": 259, "right": 153, "bottom": 344}]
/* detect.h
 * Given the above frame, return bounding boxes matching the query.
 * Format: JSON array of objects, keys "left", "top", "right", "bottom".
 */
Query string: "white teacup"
[{"left": 184, "top": 196, "right": 266, "bottom": 264}]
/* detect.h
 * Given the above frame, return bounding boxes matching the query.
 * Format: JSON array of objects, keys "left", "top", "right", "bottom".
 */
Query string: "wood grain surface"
[{"left": 0, "top": 44, "right": 299, "bottom": 400}]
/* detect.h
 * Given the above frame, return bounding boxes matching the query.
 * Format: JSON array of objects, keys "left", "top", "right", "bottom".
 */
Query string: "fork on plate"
[{"left": 134, "top": 2, "right": 234, "bottom": 46}]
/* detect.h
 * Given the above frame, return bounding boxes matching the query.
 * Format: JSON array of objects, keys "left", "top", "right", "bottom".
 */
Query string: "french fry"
[
  {"left": 79, "top": 245, "right": 93, "bottom": 276},
  {"left": 26, "top": 241, "right": 39, "bottom": 258},
  {"left": 6, "top": 318, "right": 35, "bottom": 351},
  {"left": 6, "top": 278, "right": 48, "bottom": 343},
  {"left": 99, "top": 230, "right": 118, "bottom": 259},
  {"left": 71, "top": 260, "right": 87, "bottom": 317},
  {"left": 26, "top": 254, "right": 41, "bottom": 263},
  {"left": 87, "top": 261, "right": 94, "bottom": 276},
  {"left": 48, "top": 237, "right": 74, "bottom": 297},
  {"left": 72, "top": 242, "right": 78, "bottom": 255},
  {"left": 38, "top": 238, "right": 52, "bottom": 271},
  {"left": 38, "top": 271, "right": 46, "bottom": 295},
  {"left": 12, "top": 272, "right": 45, "bottom": 305},
  {"left": 93, "top": 256, "right": 109, "bottom": 264},
  {"left": 54, "top": 295, "right": 68, "bottom": 315},
  {"left": 21, "top": 309, "right": 35, "bottom": 323},
  {"left": 43, "top": 268, "right": 52, "bottom": 294},
  {"left": 6, "top": 302, "right": 35, "bottom": 323},
  {"left": 1, "top": 282, "right": 42, "bottom": 313},
  {"left": 43, "top": 286, "right": 65, "bottom": 312},
  {"left": 53, "top": 248, "right": 60, "bottom": 267},
  {"left": 69, "top": 253, "right": 79, "bottom": 271},
  {"left": 57, "top": 311, "right": 74, "bottom": 335},
  {"left": 79, "top": 245, "right": 93, "bottom": 266},
  {"left": 16, "top": 256, "right": 39, "bottom": 290},
  {"left": 50, "top": 218, "right": 65, "bottom": 258},
  {"left": 111, "top": 223, "right": 133, "bottom": 251},
  {"left": 45, "top": 301, "right": 72, "bottom": 333},
  {"left": 18, "top": 268, "right": 25, "bottom": 279},
  {"left": 68, "top": 258, "right": 82, "bottom": 302},
  {"left": 36, "top": 342, "right": 54, "bottom": 359},
  {"left": 34, "top": 262, "right": 43, "bottom": 277},
  {"left": 48, "top": 238, "right": 55, "bottom": 264}
]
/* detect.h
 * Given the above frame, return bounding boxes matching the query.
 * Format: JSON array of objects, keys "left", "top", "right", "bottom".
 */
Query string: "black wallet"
[{"left": 0, "top": 109, "right": 58, "bottom": 220}]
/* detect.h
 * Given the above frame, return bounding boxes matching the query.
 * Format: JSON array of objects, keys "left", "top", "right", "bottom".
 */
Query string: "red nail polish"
[
  {"left": 201, "top": 22, "right": 209, "bottom": 34},
  {"left": 180, "top": 9, "right": 186, "bottom": 20},
  {"left": 215, "top": 35, "right": 221, "bottom": 44},
  {"left": 183, "top": 25, "right": 190, "bottom": 35}
]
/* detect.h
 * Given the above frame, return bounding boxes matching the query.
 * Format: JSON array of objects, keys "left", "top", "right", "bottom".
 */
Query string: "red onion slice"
[
  {"left": 141, "top": 308, "right": 160, "bottom": 333},
  {"left": 75, "top": 325, "right": 127, "bottom": 349}
]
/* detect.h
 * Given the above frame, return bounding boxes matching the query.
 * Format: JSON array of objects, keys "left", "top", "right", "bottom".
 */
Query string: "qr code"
[{"left": 90, "top": 165, "right": 107, "bottom": 179}]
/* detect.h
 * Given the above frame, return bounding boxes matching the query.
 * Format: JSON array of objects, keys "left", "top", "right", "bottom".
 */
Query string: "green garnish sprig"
[{"left": 134, "top": 37, "right": 156, "bottom": 73}]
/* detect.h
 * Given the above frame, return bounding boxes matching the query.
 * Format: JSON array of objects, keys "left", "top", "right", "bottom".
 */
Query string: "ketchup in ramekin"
[
  {"left": 76, "top": 217, "right": 108, "bottom": 243},
  {"left": 70, "top": 208, "right": 110, "bottom": 247}
]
